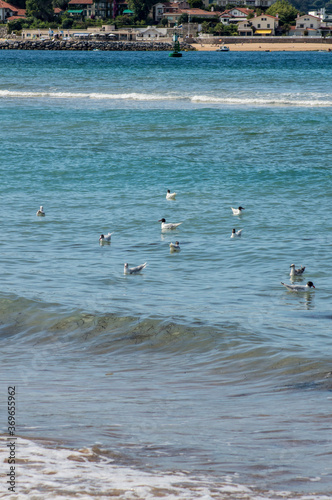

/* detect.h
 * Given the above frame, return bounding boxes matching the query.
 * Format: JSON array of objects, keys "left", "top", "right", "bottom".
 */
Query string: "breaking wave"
[{"left": 1, "top": 89, "right": 332, "bottom": 107}]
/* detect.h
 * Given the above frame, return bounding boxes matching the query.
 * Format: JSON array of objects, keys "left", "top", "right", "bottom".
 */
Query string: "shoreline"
[
  {"left": 0, "top": 38, "right": 331, "bottom": 52},
  {"left": 191, "top": 41, "right": 332, "bottom": 51}
]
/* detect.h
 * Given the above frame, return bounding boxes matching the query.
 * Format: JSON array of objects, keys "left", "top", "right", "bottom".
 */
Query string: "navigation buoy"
[{"left": 169, "top": 32, "right": 182, "bottom": 57}]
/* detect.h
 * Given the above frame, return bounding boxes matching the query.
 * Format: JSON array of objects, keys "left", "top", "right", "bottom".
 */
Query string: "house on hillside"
[
  {"left": 244, "top": 0, "right": 276, "bottom": 7},
  {"left": 151, "top": 1, "right": 189, "bottom": 23},
  {"left": 237, "top": 19, "right": 253, "bottom": 35},
  {"left": 164, "top": 7, "right": 222, "bottom": 26},
  {"left": 67, "top": 0, "right": 95, "bottom": 18},
  {"left": 111, "top": 0, "right": 131, "bottom": 18},
  {"left": 53, "top": 7, "right": 63, "bottom": 16},
  {"left": 237, "top": 13, "right": 279, "bottom": 35},
  {"left": 202, "top": 0, "right": 276, "bottom": 9},
  {"left": 0, "top": 0, "right": 22, "bottom": 21},
  {"left": 7, "top": 8, "right": 26, "bottom": 21},
  {"left": 251, "top": 13, "right": 278, "bottom": 35},
  {"left": 93, "top": 0, "right": 111, "bottom": 18},
  {"left": 291, "top": 13, "right": 323, "bottom": 36},
  {"left": 218, "top": 7, "right": 253, "bottom": 25}
]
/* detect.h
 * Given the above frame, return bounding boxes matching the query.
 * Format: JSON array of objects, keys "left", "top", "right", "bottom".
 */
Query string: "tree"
[
  {"left": 12, "top": 0, "right": 26, "bottom": 7},
  {"left": 178, "top": 13, "right": 189, "bottom": 24},
  {"left": 8, "top": 18, "right": 25, "bottom": 32},
  {"left": 266, "top": 0, "right": 298, "bottom": 25},
  {"left": 61, "top": 16, "right": 74, "bottom": 29},
  {"left": 201, "top": 21, "right": 210, "bottom": 32},
  {"left": 53, "top": 0, "right": 70, "bottom": 10},
  {"left": 115, "top": 14, "right": 133, "bottom": 26},
  {"left": 26, "top": 0, "right": 54, "bottom": 21},
  {"left": 213, "top": 22, "right": 237, "bottom": 35},
  {"left": 326, "top": 0, "right": 332, "bottom": 12},
  {"left": 214, "top": 22, "right": 224, "bottom": 35},
  {"left": 188, "top": 0, "right": 203, "bottom": 7},
  {"left": 128, "top": 0, "right": 155, "bottom": 21}
]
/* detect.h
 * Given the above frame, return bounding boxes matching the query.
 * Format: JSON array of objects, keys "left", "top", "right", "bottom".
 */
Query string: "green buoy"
[{"left": 169, "top": 32, "right": 182, "bottom": 57}]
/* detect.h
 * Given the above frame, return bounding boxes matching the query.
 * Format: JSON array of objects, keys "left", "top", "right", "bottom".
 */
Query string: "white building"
[
  {"left": 136, "top": 27, "right": 168, "bottom": 39},
  {"left": 292, "top": 13, "right": 324, "bottom": 36},
  {"left": 218, "top": 7, "right": 253, "bottom": 25},
  {"left": 237, "top": 13, "right": 279, "bottom": 35}
]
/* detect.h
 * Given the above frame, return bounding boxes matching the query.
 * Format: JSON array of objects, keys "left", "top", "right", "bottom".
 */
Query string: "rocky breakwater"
[{"left": 0, "top": 38, "right": 195, "bottom": 51}]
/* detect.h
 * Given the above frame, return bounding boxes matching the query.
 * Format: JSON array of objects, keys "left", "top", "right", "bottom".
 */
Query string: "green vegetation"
[
  {"left": 214, "top": 22, "right": 238, "bottom": 35},
  {"left": 187, "top": 0, "right": 204, "bottom": 7},
  {"left": 53, "top": 0, "right": 69, "bottom": 9},
  {"left": 201, "top": 19, "right": 238, "bottom": 34},
  {"left": 7, "top": 15, "right": 107, "bottom": 33},
  {"left": 266, "top": 0, "right": 299, "bottom": 24},
  {"left": 128, "top": 0, "right": 155, "bottom": 21},
  {"left": 12, "top": 0, "right": 26, "bottom": 7},
  {"left": 26, "top": 0, "right": 54, "bottom": 21}
]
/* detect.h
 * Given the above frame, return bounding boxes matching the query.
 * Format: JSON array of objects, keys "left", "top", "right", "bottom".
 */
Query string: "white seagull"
[
  {"left": 289, "top": 264, "right": 305, "bottom": 277},
  {"left": 231, "top": 228, "right": 243, "bottom": 238},
  {"left": 124, "top": 262, "right": 147, "bottom": 275},
  {"left": 169, "top": 241, "right": 181, "bottom": 252},
  {"left": 99, "top": 232, "right": 113, "bottom": 244},
  {"left": 231, "top": 206, "right": 245, "bottom": 215},
  {"left": 159, "top": 218, "right": 182, "bottom": 231},
  {"left": 36, "top": 206, "right": 45, "bottom": 216},
  {"left": 281, "top": 281, "right": 315, "bottom": 292},
  {"left": 166, "top": 189, "right": 176, "bottom": 200}
]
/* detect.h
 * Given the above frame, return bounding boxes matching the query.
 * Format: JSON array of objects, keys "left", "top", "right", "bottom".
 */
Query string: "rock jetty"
[{"left": 0, "top": 39, "right": 195, "bottom": 51}]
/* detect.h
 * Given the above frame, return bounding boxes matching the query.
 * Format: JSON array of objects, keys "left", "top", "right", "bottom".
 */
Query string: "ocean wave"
[
  {"left": 0, "top": 435, "right": 330, "bottom": 500},
  {"left": 1, "top": 293, "right": 331, "bottom": 389},
  {"left": 0, "top": 89, "right": 181, "bottom": 101},
  {"left": 191, "top": 94, "right": 332, "bottom": 107},
  {"left": 1, "top": 89, "right": 332, "bottom": 106},
  {"left": 0, "top": 292, "right": 229, "bottom": 353}
]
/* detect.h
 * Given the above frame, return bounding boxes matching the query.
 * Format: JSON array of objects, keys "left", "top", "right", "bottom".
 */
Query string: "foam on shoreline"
[{"left": 1, "top": 435, "right": 331, "bottom": 500}]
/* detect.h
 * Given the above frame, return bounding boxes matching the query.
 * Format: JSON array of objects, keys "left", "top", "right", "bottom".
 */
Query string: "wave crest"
[{"left": 1, "top": 89, "right": 331, "bottom": 107}]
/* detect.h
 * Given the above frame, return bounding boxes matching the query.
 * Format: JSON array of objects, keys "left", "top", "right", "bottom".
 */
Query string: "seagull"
[
  {"left": 99, "top": 233, "right": 113, "bottom": 244},
  {"left": 281, "top": 281, "right": 315, "bottom": 292},
  {"left": 166, "top": 189, "right": 176, "bottom": 200},
  {"left": 124, "top": 262, "right": 147, "bottom": 275},
  {"left": 36, "top": 206, "right": 45, "bottom": 216},
  {"left": 231, "top": 207, "right": 245, "bottom": 215},
  {"left": 231, "top": 229, "right": 242, "bottom": 238},
  {"left": 289, "top": 264, "right": 305, "bottom": 277},
  {"left": 170, "top": 241, "right": 181, "bottom": 252},
  {"left": 158, "top": 218, "right": 182, "bottom": 231}
]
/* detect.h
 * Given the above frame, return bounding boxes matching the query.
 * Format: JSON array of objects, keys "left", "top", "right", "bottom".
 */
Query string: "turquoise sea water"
[{"left": 0, "top": 50, "right": 332, "bottom": 499}]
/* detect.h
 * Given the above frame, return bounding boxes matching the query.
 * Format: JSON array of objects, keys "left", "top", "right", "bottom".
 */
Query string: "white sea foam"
[
  {"left": 0, "top": 436, "right": 330, "bottom": 500},
  {"left": 190, "top": 94, "right": 332, "bottom": 107},
  {"left": 0, "top": 89, "right": 180, "bottom": 101},
  {"left": 1, "top": 89, "right": 332, "bottom": 107}
]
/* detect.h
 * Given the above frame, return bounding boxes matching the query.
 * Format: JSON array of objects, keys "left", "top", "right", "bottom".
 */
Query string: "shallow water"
[{"left": 0, "top": 50, "right": 332, "bottom": 499}]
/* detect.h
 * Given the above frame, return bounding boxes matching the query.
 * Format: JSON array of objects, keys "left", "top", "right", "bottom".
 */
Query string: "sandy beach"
[{"left": 191, "top": 41, "right": 332, "bottom": 51}]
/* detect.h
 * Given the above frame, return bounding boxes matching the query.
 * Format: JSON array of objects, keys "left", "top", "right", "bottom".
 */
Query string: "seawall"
[{"left": 0, "top": 39, "right": 195, "bottom": 51}]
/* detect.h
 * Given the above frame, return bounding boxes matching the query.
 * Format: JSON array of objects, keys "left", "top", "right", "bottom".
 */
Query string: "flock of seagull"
[{"left": 36, "top": 196, "right": 315, "bottom": 291}]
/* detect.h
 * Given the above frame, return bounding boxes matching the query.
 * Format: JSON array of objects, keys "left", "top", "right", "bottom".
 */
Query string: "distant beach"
[{"left": 191, "top": 41, "right": 332, "bottom": 51}]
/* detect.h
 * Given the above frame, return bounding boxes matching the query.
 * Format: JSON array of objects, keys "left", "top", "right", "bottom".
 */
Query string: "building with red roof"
[{"left": 0, "top": 0, "right": 20, "bottom": 21}]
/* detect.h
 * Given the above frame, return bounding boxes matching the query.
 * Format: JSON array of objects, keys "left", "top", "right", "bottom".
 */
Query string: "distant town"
[{"left": 1, "top": 0, "right": 332, "bottom": 41}]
